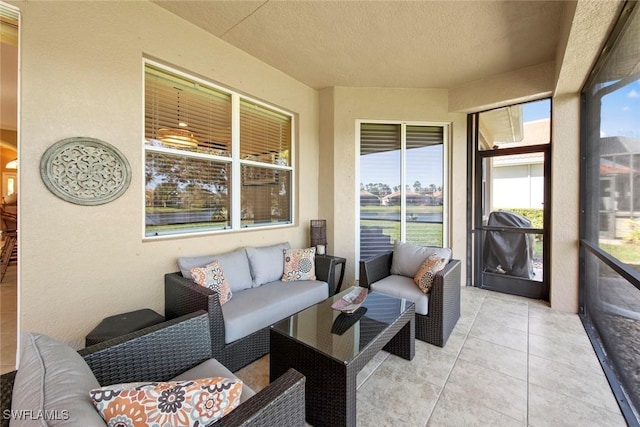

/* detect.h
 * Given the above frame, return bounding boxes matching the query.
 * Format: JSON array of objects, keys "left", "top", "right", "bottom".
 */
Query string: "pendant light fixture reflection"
[{"left": 158, "top": 87, "right": 198, "bottom": 148}]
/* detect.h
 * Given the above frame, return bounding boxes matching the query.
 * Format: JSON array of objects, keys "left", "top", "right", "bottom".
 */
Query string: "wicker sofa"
[
  {"left": 165, "top": 242, "right": 339, "bottom": 372},
  {"left": 359, "top": 243, "right": 461, "bottom": 347},
  {"left": 0, "top": 311, "right": 305, "bottom": 427}
]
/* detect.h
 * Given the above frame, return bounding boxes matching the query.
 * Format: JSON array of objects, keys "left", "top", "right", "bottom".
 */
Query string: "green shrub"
[
  {"left": 499, "top": 208, "right": 543, "bottom": 229},
  {"left": 624, "top": 219, "right": 640, "bottom": 245}
]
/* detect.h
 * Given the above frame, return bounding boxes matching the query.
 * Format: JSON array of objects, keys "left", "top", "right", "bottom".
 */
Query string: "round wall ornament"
[{"left": 40, "top": 137, "right": 132, "bottom": 205}]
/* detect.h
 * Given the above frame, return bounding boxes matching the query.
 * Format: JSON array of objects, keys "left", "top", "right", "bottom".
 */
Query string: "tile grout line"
[{"left": 424, "top": 292, "right": 486, "bottom": 426}]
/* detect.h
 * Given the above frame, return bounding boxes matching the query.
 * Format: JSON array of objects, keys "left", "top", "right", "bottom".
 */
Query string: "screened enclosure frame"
[
  {"left": 466, "top": 97, "right": 552, "bottom": 301},
  {"left": 143, "top": 59, "right": 295, "bottom": 239},
  {"left": 579, "top": 1, "right": 640, "bottom": 425}
]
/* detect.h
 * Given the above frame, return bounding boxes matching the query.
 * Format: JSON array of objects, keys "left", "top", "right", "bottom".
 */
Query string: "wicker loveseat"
[
  {"left": 0, "top": 311, "right": 305, "bottom": 427},
  {"left": 165, "top": 242, "right": 339, "bottom": 372},
  {"left": 359, "top": 242, "right": 461, "bottom": 347}
]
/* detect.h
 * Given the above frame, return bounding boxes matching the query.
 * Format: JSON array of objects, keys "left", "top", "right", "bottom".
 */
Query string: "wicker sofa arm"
[
  {"left": 315, "top": 255, "right": 337, "bottom": 295},
  {"left": 216, "top": 368, "right": 305, "bottom": 426},
  {"left": 428, "top": 259, "right": 461, "bottom": 340},
  {"left": 79, "top": 311, "right": 212, "bottom": 385},
  {"left": 0, "top": 370, "right": 15, "bottom": 427},
  {"left": 165, "top": 272, "right": 226, "bottom": 354},
  {"left": 359, "top": 251, "right": 393, "bottom": 288}
]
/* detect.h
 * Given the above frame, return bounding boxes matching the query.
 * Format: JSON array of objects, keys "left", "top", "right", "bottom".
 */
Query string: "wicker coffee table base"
[{"left": 270, "top": 305, "right": 415, "bottom": 427}]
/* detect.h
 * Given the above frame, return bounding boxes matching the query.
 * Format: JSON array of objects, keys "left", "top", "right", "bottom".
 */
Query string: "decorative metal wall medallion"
[{"left": 40, "top": 137, "right": 132, "bottom": 205}]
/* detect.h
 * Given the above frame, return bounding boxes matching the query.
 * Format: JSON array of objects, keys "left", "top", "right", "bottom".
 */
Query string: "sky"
[
  {"left": 360, "top": 144, "right": 443, "bottom": 190},
  {"left": 523, "top": 99, "right": 550, "bottom": 122},
  {"left": 600, "top": 79, "right": 640, "bottom": 139}
]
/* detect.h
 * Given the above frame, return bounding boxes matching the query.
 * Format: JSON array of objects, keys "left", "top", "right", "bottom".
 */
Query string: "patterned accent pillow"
[
  {"left": 190, "top": 260, "right": 233, "bottom": 304},
  {"left": 282, "top": 247, "right": 317, "bottom": 281},
  {"left": 90, "top": 377, "right": 243, "bottom": 427},
  {"left": 413, "top": 253, "right": 447, "bottom": 294}
]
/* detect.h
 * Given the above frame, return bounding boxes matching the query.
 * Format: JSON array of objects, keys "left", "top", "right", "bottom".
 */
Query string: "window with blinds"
[
  {"left": 359, "top": 122, "right": 446, "bottom": 259},
  {"left": 239, "top": 100, "right": 292, "bottom": 227},
  {"left": 144, "top": 62, "right": 293, "bottom": 237}
]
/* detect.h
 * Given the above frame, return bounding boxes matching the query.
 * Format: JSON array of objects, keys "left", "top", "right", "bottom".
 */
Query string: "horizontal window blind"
[
  {"left": 360, "top": 123, "right": 401, "bottom": 155},
  {"left": 241, "top": 166, "right": 291, "bottom": 227},
  {"left": 406, "top": 125, "right": 444, "bottom": 148},
  {"left": 240, "top": 99, "right": 291, "bottom": 165},
  {"left": 145, "top": 64, "right": 232, "bottom": 155}
]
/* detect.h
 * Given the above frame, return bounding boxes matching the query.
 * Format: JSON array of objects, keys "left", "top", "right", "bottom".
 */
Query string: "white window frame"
[
  {"left": 355, "top": 120, "right": 451, "bottom": 263},
  {"left": 142, "top": 59, "right": 295, "bottom": 240}
]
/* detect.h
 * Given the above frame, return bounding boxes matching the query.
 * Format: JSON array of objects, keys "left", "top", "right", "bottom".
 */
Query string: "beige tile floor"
[
  {"left": 1, "top": 265, "right": 17, "bottom": 375},
  {"left": 236, "top": 286, "right": 627, "bottom": 427},
  {"left": 0, "top": 275, "right": 627, "bottom": 426}
]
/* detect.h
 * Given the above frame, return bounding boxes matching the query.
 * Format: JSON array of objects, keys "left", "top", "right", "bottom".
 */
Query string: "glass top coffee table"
[{"left": 270, "top": 289, "right": 415, "bottom": 427}]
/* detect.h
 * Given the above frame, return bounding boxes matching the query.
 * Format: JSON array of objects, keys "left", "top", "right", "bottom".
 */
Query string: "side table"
[
  {"left": 316, "top": 254, "right": 347, "bottom": 294},
  {"left": 85, "top": 308, "right": 164, "bottom": 347}
]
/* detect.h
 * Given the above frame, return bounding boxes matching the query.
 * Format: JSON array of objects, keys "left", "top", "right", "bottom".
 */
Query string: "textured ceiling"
[{"left": 154, "top": 0, "right": 566, "bottom": 90}]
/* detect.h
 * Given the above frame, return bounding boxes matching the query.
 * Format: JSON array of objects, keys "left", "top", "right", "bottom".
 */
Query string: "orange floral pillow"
[
  {"left": 90, "top": 377, "right": 243, "bottom": 427},
  {"left": 190, "top": 260, "right": 232, "bottom": 304},
  {"left": 282, "top": 248, "right": 317, "bottom": 281},
  {"left": 413, "top": 253, "right": 447, "bottom": 294}
]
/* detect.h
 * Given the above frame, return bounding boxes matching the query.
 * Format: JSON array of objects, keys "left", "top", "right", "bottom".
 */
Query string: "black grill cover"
[{"left": 483, "top": 211, "right": 534, "bottom": 279}]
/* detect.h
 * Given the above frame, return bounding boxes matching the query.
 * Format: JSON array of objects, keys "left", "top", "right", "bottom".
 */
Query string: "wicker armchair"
[
  {"left": 360, "top": 252, "right": 461, "bottom": 347},
  {"left": 0, "top": 311, "right": 306, "bottom": 427},
  {"left": 165, "top": 255, "right": 338, "bottom": 372}
]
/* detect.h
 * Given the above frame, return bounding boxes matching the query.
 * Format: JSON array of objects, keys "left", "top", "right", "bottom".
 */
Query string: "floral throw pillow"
[
  {"left": 190, "top": 260, "right": 233, "bottom": 304},
  {"left": 282, "top": 247, "right": 317, "bottom": 281},
  {"left": 90, "top": 377, "right": 243, "bottom": 427},
  {"left": 413, "top": 253, "right": 447, "bottom": 294}
]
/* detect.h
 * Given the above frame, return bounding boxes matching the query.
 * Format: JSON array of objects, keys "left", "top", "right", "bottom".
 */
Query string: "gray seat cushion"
[
  {"left": 11, "top": 333, "right": 104, "bottom": 426},
  {"left": 222, "top": 280, "right": 328, "bottom": 343},
  {"left": 171, "top": 358, "right": 256, "bottom": 403},
  {"left": 370, "top": 274, "right": 430, "bottom": 315}
]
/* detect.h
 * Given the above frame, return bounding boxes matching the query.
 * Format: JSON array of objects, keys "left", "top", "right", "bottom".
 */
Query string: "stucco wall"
[
  {"left": 326, "top": 87, "right": 468, "bottom": 285},
  {"left": 549, "top": 94, "right": 580, "bottom": 312},
  {"left": 14, "top": 1, "right": 319, "bottom": 347}
]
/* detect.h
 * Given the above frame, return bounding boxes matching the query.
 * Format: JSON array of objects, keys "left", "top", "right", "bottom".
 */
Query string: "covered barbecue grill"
[{"left": 483, "top": 210, "right": 535, "bottom": 279}]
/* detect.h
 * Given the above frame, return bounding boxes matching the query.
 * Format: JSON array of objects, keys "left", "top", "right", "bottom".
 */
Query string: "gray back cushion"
[
  {"left": 178, "top": 254, "right": 215, "bottom": 278},
  {"left": 390, "top": 241, "right": 452, "bottom": 278},
  {"left": 245, "top": 242, "right": 291, "bottom": 287},
  {"left": 178, "top": 248, "right": 253, "bottom": 293},
  {"left": 11, "top": 333, "right": 104, "bottom": 426}
]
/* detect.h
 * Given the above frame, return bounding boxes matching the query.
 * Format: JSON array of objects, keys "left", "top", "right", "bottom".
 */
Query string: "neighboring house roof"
[
  {"left": 600, "top": 158, "right": 637, "bottom": 175},
  {"left": 382, "top": 190, "right": 424, "bottom": 201},
  {"left": 360, "top": 190, "right": 380, "bottom": 199}
]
